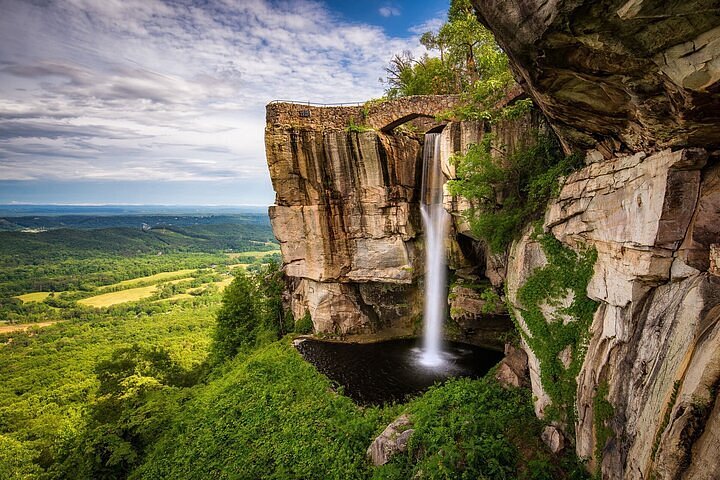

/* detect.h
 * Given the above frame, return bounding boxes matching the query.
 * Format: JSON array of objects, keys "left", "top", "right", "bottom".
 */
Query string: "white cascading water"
[{"left": 419, "top": 133, "right": 450, "bottom": 367}]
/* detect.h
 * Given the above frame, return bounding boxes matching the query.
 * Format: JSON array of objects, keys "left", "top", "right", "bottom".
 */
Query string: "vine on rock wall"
[{"left": 514, "top": 230, "right": 599, "bottom": 430}]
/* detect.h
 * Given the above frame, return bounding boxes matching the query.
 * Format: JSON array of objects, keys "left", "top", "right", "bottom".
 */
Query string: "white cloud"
[
  {"left": 379, "top": 6, "right": 402, "bottom": 18},
  {"left": 408, "top": 17, "right": 446, "bottom": 35},
  {"left": 0, "top": 0, "right": 428, "bottom": 202}
]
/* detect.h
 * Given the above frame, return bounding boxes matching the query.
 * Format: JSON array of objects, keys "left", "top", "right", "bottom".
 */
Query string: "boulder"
[
  {"left": 541, "top": 425, "right": 565, "bottom": 454},
  {"left": 495, "top": 344, "right": 529, "bottom": 388},
  {"left": 367, "top": 414, "right": 415, "bottom": 466}
]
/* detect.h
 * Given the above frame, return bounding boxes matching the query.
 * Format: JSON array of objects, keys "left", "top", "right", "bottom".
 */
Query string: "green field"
[
  {"left": 78, "top": 284, "right": 161, "bottom": 307},
  {"left": 227, "top": 248, "right": 280, "bottom": 260},
  {"left": 109, "top": 269, "right": 196, "bottom": 289},
  {"left": 15, "top": 292, "right": 51, "bottom": 303}
]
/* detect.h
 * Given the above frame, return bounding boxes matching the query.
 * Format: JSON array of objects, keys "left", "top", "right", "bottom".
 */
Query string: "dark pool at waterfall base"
[{"left": 295, "top": 338, "right": 504, "bottom": 406}]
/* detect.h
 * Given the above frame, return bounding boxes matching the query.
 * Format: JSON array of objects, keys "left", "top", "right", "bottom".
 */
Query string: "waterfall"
[{"left": 419, "top": 133, "right": 449, "bottom": 367}]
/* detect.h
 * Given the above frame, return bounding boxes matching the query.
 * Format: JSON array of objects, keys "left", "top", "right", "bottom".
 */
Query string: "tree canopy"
[{"left": 382, "top": 0, "right": 513, "bottom": 113}]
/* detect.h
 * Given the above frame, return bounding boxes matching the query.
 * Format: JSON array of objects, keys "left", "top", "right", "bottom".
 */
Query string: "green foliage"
[
  {"left": 211, "top": 271, "right": 261, "bottom": 360},
  {"left": 0, "top": 434, "right": 42, "bottom": 479},
  {"left": 480, "top": 288, "right": 503, "bottom": 314},
  {"left": 383, "top": 0, "right": 513, "bottom": 119},
  {"left": 514, "top": 232, "right": 598, "bottom": 427},
  {"left": 499, "top": 98, "right": 534, "bottom": 120},
  {"left": 56, "top": 345, "right": 195, "bottom": 479},
  {"left": 256, "top": 260, "right": 293, "bottom": 337},
  {"left": 295, "top": 311, "right": 314, "bottom": 334},
  {"left": 134, "top": 341, "right": 393, "bottom": 480},
  {"left": 383, "top": 54, "right": 457, "bottom": 98},
  {"left": 375, "top": 376, "right": 590, "bottom": 480},
  {"left": 593, "top": 381, "right": 614, "bottom": 471},
  {"left": 211, "top": 261, "right": 289, "bottom": 361},
  {"left": 0, "top": 300, "right": 214, "bottom": 478},
  {"left": 447, "top": 132, "right": 583, "bottom": 252},
  {"left": 347, "top": 117, "right": 373, "bottom": 133}
]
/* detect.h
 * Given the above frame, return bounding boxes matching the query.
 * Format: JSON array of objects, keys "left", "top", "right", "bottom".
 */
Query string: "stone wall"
[{"left": 266, "top": 95, "right": 461, "bottom": 133}]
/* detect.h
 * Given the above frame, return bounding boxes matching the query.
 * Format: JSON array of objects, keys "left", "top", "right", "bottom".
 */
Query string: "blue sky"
[{"left": 0, "top": 0, "right": 448, "bottom": 206}]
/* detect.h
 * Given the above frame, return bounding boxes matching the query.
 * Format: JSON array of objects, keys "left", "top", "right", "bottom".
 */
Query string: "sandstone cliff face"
[
  {"left": 471, "top": 1, "right": 720, "bottom": 478},
  {"left": 472, "top": 0, "right": 720, "bottom": 155},
  {"left": 265, "top": 100, "right": 517, "bottom": 341},
  {"left": 506, "top": 149, "right": 720, "bottom": 478},
  {"left": 266, "top": 112, "right": 424, "bottom": 333}
]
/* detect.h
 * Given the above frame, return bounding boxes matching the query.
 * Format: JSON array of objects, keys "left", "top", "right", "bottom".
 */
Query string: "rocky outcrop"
[
  {"left": 472, "top": 0, "right": 720, "bottom": 155},
  {"left": 541, "top": 425, "right": 566, "bottom": 454},
  {"left": 470, "top": 1, "right": 720, "bottom": 478},
  {"left": 266, "top": 99, "right": 520, "bottom": 340},
  {"left": 506, "top": 148, "right": 720, "bottom": 477},
  {"left": 266, "top": 116, "right": 424, "bottom": 333},
  {"left": 367, "top": 414, "right": 415, "bottom": 466},
  {"left": 495, "top": 344, "right": 529, "bottom": 388}
]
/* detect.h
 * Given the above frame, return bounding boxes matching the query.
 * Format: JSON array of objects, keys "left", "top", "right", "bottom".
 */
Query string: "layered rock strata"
[
  {"left": 266, "top": 99, "right": 522, "bottom": 339},
  {"left": 470, "top": 1, "right": 720, "bottom": 477},
  {"left": 472, "top": 0, "right": 720, "bottom": 155},
  {"left": 266, "top": 120, "right": 424, "bottom": 334},
  {"left": 506, "top": 149, "right": 720, "bottom": 477}
]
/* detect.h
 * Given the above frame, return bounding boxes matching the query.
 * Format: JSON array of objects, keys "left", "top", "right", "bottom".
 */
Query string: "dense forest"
[{"left": 1, "top": 251, "right": 587, "bottom": 480}]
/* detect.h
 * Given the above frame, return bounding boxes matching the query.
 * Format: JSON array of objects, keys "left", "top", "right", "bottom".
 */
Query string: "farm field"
[
  {"left": 78, "top": 284, "right": 160, "bottom": 307},
  {"left": 109, "top": 269, "right": 196, "bottom": 289},
  {"left": 0, "top": 320, "right": 60, "bottom": 334},
  {"left": 15, "top": 292, "right": 51, "bottom": 303}
]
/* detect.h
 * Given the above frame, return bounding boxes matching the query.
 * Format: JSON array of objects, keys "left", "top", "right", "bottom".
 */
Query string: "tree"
[
  {"left": 212, "top": 271, "right": 259, "bottom": 359},
  {"left": 383, "top": 52, "right": 456, "bottom": 98},
  {"left": 256, "top": 260, "right": 292, "bottom": 338},
  {"left": 382, "top": 0, "right": 513, "bottom": 114},
  {"left": 56, "top": 345, "right": 187, "bottom": 480}
]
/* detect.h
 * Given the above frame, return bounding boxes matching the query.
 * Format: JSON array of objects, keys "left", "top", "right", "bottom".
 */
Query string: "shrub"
[
  {"left": 447, "top": 132, "right": 583, "bottom": 252},
  {"left": 375, "top": 376, "right": 590, "bottom": 479},
  {"left": 294, "top": 311, "right": 314, "bottom": 334},
  {"left": 211, "top": 271, "right": 260, "bottom": 360}
]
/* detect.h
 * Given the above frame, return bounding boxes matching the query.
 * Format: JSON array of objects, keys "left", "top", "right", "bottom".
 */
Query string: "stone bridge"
[{"left": 266, "top": 94, "right": 461, "bottom": 132}]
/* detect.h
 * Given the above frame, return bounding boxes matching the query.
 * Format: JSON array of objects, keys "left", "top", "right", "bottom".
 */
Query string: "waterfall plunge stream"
[{"left": 419, "top": 133, "right": 450, "bottom": 367}]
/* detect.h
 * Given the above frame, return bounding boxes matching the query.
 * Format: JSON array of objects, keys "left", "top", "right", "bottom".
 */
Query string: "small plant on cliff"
[
  {"left": 447, "top": 131, "right": 582, "bottom": 252},
  {"left": 514, "top": 231, "right": 598, "bottom": 429},
  {"left": 480, "top": 287, "right": 503, "bottom": 314},
  {"left": 346, "top": 116, "right": 372, "bottom": 133},
  {"left": 294, "top": 311, "right": 314, "bottom": 334}
]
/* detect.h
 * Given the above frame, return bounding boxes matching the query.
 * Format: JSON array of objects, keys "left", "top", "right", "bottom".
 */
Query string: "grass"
[
  {"left": 78, "top": 285, "right": 159, "bottom": 308},
  {"left": 15, "top": 292, "right": 52, "bottom": 303},
  {"left": 0, "top": 321, "right": 61, "bottom": 334},
  {"left": 156, "top": 293, "right": 195, "bottom": 303},
  {"left": 134, "top": 340, "right": 392, "bottom": 480},
  {"left": 108, "top": 269, "right": 196, "bottom": 289},
  {"left": 226, "top": 249, "right": 280, "bottom": 259}
]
